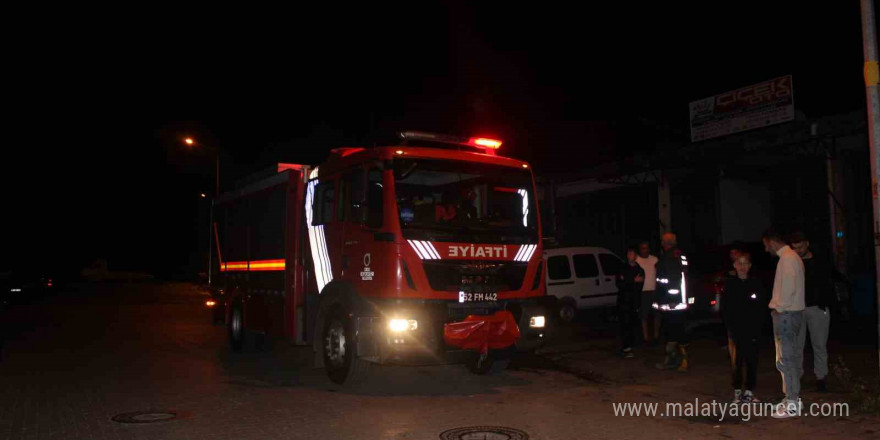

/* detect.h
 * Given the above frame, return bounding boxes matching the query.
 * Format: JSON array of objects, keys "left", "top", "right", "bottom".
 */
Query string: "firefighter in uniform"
[{"left": 653, "top": 233, "right": 690, "bottom": 372}]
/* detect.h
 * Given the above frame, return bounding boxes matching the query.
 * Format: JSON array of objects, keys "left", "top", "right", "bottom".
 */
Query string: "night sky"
[{"left": 4, "top": 2, "right": 869, "bottom": 277}]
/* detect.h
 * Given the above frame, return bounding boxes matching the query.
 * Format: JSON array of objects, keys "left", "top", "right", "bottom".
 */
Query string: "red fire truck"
[{"left": 212, "top": 132, "right": 552, "bottom": 384}]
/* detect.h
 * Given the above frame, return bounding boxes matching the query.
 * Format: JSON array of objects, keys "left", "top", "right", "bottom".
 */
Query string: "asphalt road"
[{"left": 0, "top": 282, "right": 877, "bottom": 440}]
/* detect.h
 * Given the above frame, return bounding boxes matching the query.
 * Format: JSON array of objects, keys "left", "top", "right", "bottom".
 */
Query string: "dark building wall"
[
  {"left": 544, "top": 114, "right": 872, "bottom": 287},
  {"left": 718, "top": 177, "right": 774, "bottom": 244},
  {"left": 838, "top": 135, "right": 875, "bottom": 275},
  {"left": 670, "top": 169, "right": 723, "bottom": 254},
  {"left": 669, "top": 156, "right": 832, "bottom": 256},
  {"left": 555, "top": 185, "right": 657, "bottom": 256}
]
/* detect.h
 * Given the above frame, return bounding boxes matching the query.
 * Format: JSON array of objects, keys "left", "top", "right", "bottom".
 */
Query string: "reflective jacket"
[{"left": 652, "top": 247, "right": 688, "bottom": 312}]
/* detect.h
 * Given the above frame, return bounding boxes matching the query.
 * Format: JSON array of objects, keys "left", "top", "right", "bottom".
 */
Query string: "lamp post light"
[
  {"left": 184, "top": 137, "right": 221, "bottom": 288},
  {"left": 183, "top": 137, "right": 219, "bottom": 196}
]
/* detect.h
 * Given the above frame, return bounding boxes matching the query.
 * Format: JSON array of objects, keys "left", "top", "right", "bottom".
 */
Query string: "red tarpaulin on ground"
[{"left": 443, "top": 310, "right": 520, "bottom": 354}]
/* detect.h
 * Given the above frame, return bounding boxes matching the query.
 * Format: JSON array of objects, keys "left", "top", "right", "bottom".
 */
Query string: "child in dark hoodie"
[
  {"left": 617, "top": 247, "right": 645, "bottom": 358},
  {"left": 721, "top": 253, "right": 766, "bottom": 403}
]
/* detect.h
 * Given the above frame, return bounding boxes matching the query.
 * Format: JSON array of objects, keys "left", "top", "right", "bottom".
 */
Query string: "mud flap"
[{"left": 355, "top": 316, "right": 380, "bottom": 362}]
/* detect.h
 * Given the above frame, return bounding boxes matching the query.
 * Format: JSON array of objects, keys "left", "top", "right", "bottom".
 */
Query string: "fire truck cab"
[{"left": 213, "top": 132, "right": 552, "bottom": 384}]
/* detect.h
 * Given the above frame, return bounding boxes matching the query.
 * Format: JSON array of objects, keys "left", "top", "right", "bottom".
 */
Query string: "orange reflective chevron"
[
  {"left": 249, "top": 259, "right": 286, "bottom": 271},
  {"left": 221, "top": 261, "right": 248, "bottom": 271},
  {"left": 219, "top": 259, "right": 285, "bottom": 272}
]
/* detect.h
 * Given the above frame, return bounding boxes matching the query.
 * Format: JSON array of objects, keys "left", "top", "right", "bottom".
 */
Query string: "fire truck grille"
[
  {"left": 421, "top": 261, "right": 528, "bottom": 292},
  {"left": 447, "top": 304, "right": 496, "bottom": 322}
]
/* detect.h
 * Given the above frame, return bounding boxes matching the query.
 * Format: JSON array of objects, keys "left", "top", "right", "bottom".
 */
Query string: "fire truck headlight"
[
  {"left": 389, "top": 319, "right": 418, "bottom": 332},
  {"left": 206, "top": 300, "right": 216, "bottom": 307},
  {"left": 529, "top": 316, "right": 546, "bottom": 328}
]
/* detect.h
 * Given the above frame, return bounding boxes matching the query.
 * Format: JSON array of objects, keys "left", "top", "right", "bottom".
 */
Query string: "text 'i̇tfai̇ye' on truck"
[{"left": 211, "top": 131, "right": 553, "bottom": 384}]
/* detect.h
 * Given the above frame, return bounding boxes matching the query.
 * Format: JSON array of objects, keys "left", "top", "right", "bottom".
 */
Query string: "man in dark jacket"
[
  {"left": 790, "top": 232, "right": 834, "bottom": 392},
  {"left": 722, "top": 253, "right": 766, "bottom": 403},
  {"left": 653, "top": 232, "right": 690, "bottom": 372},
  {"left": 617, "top": 247, "right": 645, "bottom": 358}
]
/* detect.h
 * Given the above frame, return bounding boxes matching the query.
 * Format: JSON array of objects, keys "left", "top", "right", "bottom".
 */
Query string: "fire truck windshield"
[{"left": 393, "top": 158, "right": 538, "bottom": 244}]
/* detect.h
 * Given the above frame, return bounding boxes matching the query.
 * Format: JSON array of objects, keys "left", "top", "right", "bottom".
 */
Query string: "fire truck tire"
[
  {"left": 466, "top": 351, "right": 511, "bottom": 375},
  {"left": 228, "top": 305, "right": 245, "bottom": 352},
  {"left": 322, "top": 305, "right": 370, "bottom": 384}
]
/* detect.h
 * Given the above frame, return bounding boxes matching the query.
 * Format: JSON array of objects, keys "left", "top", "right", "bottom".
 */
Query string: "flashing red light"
[
  {"left": 331, "top": 147, "right": 366, "bottom": 158},
  {"left": 470, "top": 137, "right": 502, "bottom": 149},
  {"left": 206, "top": 300, "right": 216, "bottom": 307},
  {"left": 276, "top": 163, "right": 305, "bottom": 173},
  {"left": 710, "top": 300, "right": 717, "bottom": 305}
]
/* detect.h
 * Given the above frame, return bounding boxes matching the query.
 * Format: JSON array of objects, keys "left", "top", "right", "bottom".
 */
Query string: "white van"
[{"left": 544, "top": 247, "right": 625, "bottom": 323}]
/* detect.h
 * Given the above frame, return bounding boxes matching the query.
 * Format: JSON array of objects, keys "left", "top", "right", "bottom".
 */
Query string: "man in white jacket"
[{"left": 763, "top": 228, "right": 805, "bottom": 419}]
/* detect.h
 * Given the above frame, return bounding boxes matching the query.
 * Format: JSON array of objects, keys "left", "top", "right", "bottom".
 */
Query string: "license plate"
[{"left": 458, "top": 292, "right": 498, "bottom": 303}]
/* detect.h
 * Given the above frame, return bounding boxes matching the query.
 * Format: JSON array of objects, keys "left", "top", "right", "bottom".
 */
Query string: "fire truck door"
[
  {"left": 312, "top": 177, "right": 345, "bottom": 289},
  {"left": 342, "top": 167, "right": 389, "bottom": 297}
]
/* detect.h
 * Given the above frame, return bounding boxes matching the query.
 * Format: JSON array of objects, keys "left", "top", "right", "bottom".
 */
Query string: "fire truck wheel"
[
  {"left": 228, "top": 305, "right": 245, "bottom": 352},
  {"left": 466, "top": 351, "right": 511, "bottom": 375},
  {"left": 558, "top": 299, "right": 576, "bottom": 324},
  {"left": 322, "top": 306, "right": 369, "bottom": 384}
]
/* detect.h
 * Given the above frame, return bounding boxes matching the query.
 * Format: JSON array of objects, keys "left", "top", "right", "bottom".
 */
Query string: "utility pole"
[
  {"left": 215, "top": 153, "right": 220, "bottom": 197},
  {"left": 209, "top": 152, "right": 219, "bottom": 288},
  {"left": 859, "top": 0, "right": 880, "bottom": 373},
  {"left": 208, "top": 201, "right": 214, "bottom": 288}
]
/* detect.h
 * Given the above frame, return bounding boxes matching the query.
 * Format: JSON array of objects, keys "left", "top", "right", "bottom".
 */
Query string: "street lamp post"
[
  {"left": 185, "top": 138, "right": 219, "bottom": 196},
  {"left": 185, "top": 137, "right": 220, "bottom": 287}
]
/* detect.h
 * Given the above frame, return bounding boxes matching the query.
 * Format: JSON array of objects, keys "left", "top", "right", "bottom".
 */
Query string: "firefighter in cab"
[{"left": 653, "top": 232, "right": 690, "bottom": 372}]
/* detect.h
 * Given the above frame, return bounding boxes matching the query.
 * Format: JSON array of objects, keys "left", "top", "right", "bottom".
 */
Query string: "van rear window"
[
  {"left": 547, "top": 256, "right": 572, "bottom": 280},
  {"left": 573, "top": 254, "right": 599, "bottom": 278},
  {"left": 598, "top": 254, "right": 623, "bottom": 276}
]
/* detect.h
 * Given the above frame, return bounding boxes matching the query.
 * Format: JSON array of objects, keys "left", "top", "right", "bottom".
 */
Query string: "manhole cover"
[
  {"left": 112, "top": 411, "right": 178, "bottom": 424},
  {"left": 440, "top": 426, "right": 529, "bottom": 440}
]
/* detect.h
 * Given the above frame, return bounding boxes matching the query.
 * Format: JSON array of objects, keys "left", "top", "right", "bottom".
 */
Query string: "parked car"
[{"left": 544, "top": 246, "right": 624, "bottom": 323}]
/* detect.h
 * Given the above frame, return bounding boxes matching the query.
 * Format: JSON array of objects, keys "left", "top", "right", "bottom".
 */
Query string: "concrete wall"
[
  {"left": 554, "top": 184, "right": 657, "bottom": 255},
  {"left": 718, "top": 178, "right": 774, "bottom": 244}
]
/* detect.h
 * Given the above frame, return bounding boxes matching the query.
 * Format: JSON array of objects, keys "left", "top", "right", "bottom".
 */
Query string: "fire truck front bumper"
[{"left": 354, "top": 296, "right": 553, "bottom": 363}]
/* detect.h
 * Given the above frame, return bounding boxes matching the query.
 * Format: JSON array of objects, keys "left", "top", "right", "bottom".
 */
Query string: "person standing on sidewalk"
[
  {"left": 790, "top": 231, "right": 834, "bottom": 393},
  {"left": 722, "top": 253, "right": 766, "bottom": 403},
  {"left": 616, "top": 247, "right": 645, "bottom": 358},
  {"left": 763, "top": 229, "right": 805, "bottom": 419},
  {"left": 718, "top": 246, "right": 743, "bottom": 364},
  {"left": 636, "top": 241, "right": 660, "bottom": 345},
  {"left": 653, "top": 233, "right": 689, "bottom": 372}
]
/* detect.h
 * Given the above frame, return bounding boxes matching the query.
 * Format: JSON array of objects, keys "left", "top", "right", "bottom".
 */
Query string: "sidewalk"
[{"left": 523, "top": 318, "right": 880, "bottom": 433}]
